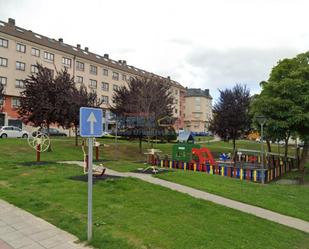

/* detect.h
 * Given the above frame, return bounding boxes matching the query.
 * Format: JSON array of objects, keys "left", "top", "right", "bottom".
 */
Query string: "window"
[
  {"left": 0, "top": 76, "right": 7, "bottom": 85},
  {"left": 12, "top": 98, "right": 20, "bottom": 108},
  {"left": 16, "top": 61, "right": 25, "bottom": 71},
  {"left": 0, "top": 57, "right": 8, "bottom": 67},
  {"left": 195, "top": 97, "right": 200, "bottom": 102},
  {"left": 14, "top": 127, "right": 21, "bottom": 132},
  {"left": 175, "top": 89, "right": 178, "bottom": 95},
  {"left": 31, "top": 47, "right": 40, "bottom": 57},
  {"left": 174, "top": 99, "right": 178, "bottom": 104},
  {"left": 195, "top": 113, "right": 201, "bottom": 119},
  {"left": 122, "top": 74, "right": 126, "bottom": 81},
  {"left": 101, "top": 82, "right": 109, "bottom": 91},
  {"left": 76, "top": 76, "right": 83, "bottom": 84},
  {"left": 90, "top": 65, "right": 97, "bottom": 75},
  {"left": 0, "top": 38, "right": 8, "bottom": 48},
  {"left": 113, "top": 84, "right": 119, "bottom": 91},
  {"left": 89, "top": 79, "right": 97, "bottom": 88},
  {"left": 0, "top": 97, "right": 4, "bottom": 105},
  {"left": 102, "top": 95, "right": 109, "bottom": 104},
  {"left": 76, "top": 61, "right": 84, "bottom": 71},
  {"left": 15, "top": 79, "right": 25, "bottom": 88},
  {"left": 62, "top": 57, "right": 71, "bottom": 67},
  {"left": 174, "top": 109, "right": 178, "bottom": 114},
  {"left": 44, "top": 51, "right": 54, "bottom": 61},
  {"left": 31, "top": 65, "right": 38, "bottom": 73},
  {"left": 16, "top": 43, "right": 26, "bottom": 53},
  {"left": 196, "top": 105, "right": 201, "bottom": 111},
  {"left": 112, "top": 72, "right": 119, "bottom": 80},
  {"left": 103, "top": 68, "right": 108, "bottom": 76}
]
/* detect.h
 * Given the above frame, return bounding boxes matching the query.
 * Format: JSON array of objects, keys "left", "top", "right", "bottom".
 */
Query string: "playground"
[
  {"left": 149, "top": 142, "right": 298, "bottom": 184},
  {"left": 0, "top": 138, "right": 309, "bottom": 249}
]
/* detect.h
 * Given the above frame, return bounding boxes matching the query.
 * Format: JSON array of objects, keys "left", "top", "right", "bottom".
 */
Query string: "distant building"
[
  {"left": 184, "top": 88, "right": 213, "bottom": 132},
  {"left": 0, "top": 18, "right": 185, "bottom": 132}
]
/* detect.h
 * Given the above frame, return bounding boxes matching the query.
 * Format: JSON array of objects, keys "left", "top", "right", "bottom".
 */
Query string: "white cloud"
[{"left": 1, "top": 0, "right": 308, "bottom": 101}]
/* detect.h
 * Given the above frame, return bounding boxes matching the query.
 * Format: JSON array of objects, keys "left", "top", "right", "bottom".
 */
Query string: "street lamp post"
[{"left": 256, "top": 115, "right": 266, "bottom": 184}]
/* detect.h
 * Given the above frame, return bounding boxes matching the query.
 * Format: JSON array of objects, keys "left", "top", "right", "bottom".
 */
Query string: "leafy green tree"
[
  {"left": 251, "top": 52, "right": 309, "bottom": 181},
  {"left": 210, "top": 84, "right": 251, "bottom": 152},
  {"left": 251, "top": 86, "right": 292, "bottom": 156}
]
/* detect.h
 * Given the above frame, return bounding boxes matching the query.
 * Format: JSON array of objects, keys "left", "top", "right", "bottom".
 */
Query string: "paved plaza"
[{"left": 0, "top": 200, "right": 91, "bottom": 249}]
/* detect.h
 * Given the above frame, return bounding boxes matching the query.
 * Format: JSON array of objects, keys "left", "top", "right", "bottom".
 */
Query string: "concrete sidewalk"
[
  {"left": 0, "top": 200, "right": 91, "bottom": 249},
  {"left": 63, "top": 161, "right": 309, "bottom": 234}
]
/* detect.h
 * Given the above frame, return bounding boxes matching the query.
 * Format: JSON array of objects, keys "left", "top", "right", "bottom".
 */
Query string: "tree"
[
  {"left": 111, "top": 77, "right": 174, "bottom": 153},
  {"left": 18, "top": 64, "right": 74, "bottom": 150},
  {"left": 210, "top": 84, "right": 251, "bottom": 152},
  {"left": 0, "top": 83, "right": 4, "bottom": 103},
  {"left": 251, "top": 83, "right": 293, "bottom": 157},
  {"left": 64, "top": 84, "right": 103, "bottom": 146},
  {"left": 252, "top": 52, "right": 309, "bottom": 181}
]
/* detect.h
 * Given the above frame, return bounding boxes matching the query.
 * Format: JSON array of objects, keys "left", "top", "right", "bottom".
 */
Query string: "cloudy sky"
[{"left": 1, "top": 0, "right": 308, "bottom": 101}]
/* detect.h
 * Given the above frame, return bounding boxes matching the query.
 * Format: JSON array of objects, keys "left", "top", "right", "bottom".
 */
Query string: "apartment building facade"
[
  {"left": 184, "top": 88, "right": 213, "bottom": 133},
  {"left": 0, "top": 18, "right": 185, "bottom": 132}
]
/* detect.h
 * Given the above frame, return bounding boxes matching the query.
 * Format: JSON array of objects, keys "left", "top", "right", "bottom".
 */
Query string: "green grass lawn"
[
  {"left": 155, "top": 168, "right": 309, "bottom": 222},
  {"left": 0, "top": 138, "right": 309, "bottom": 248},
  {"left": 1, "top": 161, "right": 309, "bottom": 249}
]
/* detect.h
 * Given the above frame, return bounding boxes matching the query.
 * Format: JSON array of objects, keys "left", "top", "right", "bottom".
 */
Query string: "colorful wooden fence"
[{"left": 152, "top": 156, "right": 297, "bottom": 183}]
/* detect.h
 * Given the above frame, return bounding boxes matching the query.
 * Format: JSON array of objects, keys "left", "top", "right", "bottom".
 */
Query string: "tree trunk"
[
  {"left": 266, "top": 139, "right": 272, "bottom": 152},
  {"left": 47, "top": 122, "right": 52, "bottom": 152},
  {"left": 232, "top": 138, "right": 236, "bottom": 154},
  {"left": 75, "top": 124, "right": 78, "bottom": 146},
  {"left": 299, "top": 139, "right": 309, "bottom": 184},
  {"left": 139, "top": 136, "right": 142, "bottom": 154},
  {"left": 284, "top": 134, "right": 290, "bottom": 159}
]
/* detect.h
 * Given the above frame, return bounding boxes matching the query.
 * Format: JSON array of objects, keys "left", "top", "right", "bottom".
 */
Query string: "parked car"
[
  {"left": 0, "top": 126, "right": 29, "bottom": 138},
  {"left": 32, "top": 128, "right": 67, "bottom": 137}
]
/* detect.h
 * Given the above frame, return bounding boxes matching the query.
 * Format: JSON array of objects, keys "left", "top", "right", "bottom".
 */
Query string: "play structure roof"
[{"left": 177, "top": 131, "right": 195, "bottom": 143}]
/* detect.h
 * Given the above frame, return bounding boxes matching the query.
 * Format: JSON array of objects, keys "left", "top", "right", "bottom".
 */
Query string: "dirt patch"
[
  {"left": 276, "top": 179, "right": 300, "bottom": 185},
  {"left": 69, "top": 174, "right": 122, "bottom": 184},
  {"left": 0, "top": 180, "right": 11, "bottom": 187},
  {"left": 18, "top": 162, "right": 54, "bottom": 167},
  {"left": 20, "top": 173, "right": 31, "bottom": 177}
]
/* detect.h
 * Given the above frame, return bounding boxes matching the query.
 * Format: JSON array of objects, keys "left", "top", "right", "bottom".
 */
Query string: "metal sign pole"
[
  {"left": 87, "top": 137, "right": 93, "bottom": 241},
  {"left": 80, "top": 107, "right": 103, "bottom": 241}
]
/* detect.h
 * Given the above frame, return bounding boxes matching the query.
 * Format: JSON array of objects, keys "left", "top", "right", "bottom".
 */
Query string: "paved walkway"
[
  {"left": 0, "top": 200, "right": 91, "bottom": 249},
  {"left": 62, "top": 161, "right": 309, "bottom": 234}
]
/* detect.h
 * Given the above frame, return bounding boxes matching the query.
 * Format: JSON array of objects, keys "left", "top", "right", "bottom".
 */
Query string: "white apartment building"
[{"left": 0, "top": 18, "right": 186, "bottom": 132}]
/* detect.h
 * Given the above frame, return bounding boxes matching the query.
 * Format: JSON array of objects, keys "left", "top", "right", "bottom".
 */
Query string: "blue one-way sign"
[{"left": 80, "top": 107, "right": 103, "bottom": 137}]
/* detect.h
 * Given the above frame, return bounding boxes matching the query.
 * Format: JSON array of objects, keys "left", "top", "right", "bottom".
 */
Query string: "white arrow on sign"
[{"left": 87, "top": 112, "right": 97, "bottom": 134}]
